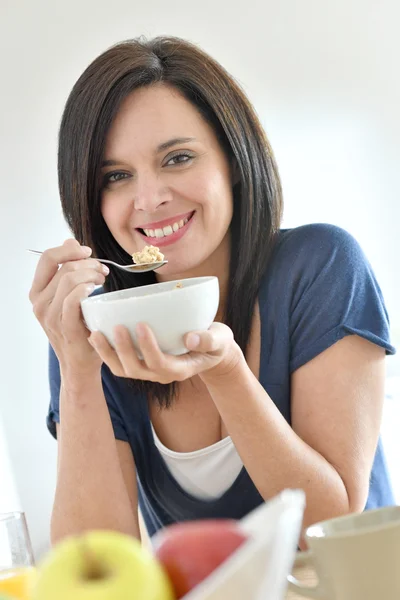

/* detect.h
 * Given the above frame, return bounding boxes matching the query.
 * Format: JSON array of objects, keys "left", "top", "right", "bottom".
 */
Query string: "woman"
[{"left": 29, "top": 36, "right": 395, "bottom": 546}]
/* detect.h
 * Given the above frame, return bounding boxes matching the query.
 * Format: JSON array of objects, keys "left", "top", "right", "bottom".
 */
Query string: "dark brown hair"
[{"left": 58, "top": 36, "right": 283, "bottom": 407}]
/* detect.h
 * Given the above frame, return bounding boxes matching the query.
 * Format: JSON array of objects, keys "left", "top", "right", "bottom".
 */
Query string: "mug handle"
[{"left": 287, "top": 551, "right": 327, "bottom": 599}]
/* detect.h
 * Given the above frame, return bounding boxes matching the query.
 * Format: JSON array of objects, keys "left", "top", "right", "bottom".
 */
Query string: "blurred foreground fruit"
[
  {"left": 0, "top": 568, "right": 35, "bottom": 600},
  {"left": 30, "top": 530, "right": 175, "bottom": 600},
  {"left": 153, "top": 520, "right": 248, "bottom": 598}
]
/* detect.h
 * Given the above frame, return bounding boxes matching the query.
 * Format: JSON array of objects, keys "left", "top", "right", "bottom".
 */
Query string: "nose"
[{"left": 133, "top": 173, "right": 171, "bottom": 213}]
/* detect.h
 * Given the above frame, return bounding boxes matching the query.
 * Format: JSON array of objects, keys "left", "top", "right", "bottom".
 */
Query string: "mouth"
[{"left": 136, "top": 211, "right": 195, "bottom": 247}]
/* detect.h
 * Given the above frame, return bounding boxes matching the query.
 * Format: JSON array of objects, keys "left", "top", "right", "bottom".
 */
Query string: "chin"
[{"left": 157, "top": 257, "right": 205, "bottom": 280}]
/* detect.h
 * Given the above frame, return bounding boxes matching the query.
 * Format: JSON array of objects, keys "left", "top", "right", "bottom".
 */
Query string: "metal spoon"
[{"left": 27, "top": 249, "right": 168, "bottom": 273}]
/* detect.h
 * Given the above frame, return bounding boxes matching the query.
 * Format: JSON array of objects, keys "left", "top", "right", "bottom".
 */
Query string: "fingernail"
[
  {"left": 82, "top": 246, "right": 92, "bottom": 256},
  {"left": 86, "top": 283, "right": 96, "bottom": 294},
  {"left": 187, "top": 333, "right": 200, "bottom": 349},
  {"left": 101, "top": 264, "right": 110, "bottom": 275}
]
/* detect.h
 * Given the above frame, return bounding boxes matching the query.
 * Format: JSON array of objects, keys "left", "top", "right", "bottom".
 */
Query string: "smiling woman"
[{"left": 29, "top": 36, "right": 396, "bottom": 548}]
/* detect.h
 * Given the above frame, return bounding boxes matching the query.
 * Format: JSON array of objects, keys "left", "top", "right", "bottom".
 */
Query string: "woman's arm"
[
  {"left": 29, "top": 240, "right": 141, "bottom": 544},
  {"left": 200, "top": 335, "right": 386, "bottom": 537},
  {"left": 51, "top": 372, "right": 140, "bottom": 544}
]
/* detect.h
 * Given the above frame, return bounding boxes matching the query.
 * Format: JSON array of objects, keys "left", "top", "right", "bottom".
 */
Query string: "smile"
[
  {"left": 142, "top": 216, "right": 191, "bottom": 239},
  {"left": 137, "top": 211, "right": 195, "bottom": 245}
]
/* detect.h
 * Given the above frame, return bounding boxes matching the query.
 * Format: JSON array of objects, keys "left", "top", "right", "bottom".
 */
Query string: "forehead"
[{"left": 104, "top": 84, "right": 213, "bottom": 156}]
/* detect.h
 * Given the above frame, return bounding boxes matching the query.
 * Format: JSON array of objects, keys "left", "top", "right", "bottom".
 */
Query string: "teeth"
[
  {"left": 142, "top": 215, "right": 192, "bottom": 238},
  {"left": 163, "top": 225, "right": 173, "bottom": 236}
]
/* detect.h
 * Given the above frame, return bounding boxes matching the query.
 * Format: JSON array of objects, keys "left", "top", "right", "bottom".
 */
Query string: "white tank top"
[{"left": 151, "top": 424, "right": 244, "bottom": 500}]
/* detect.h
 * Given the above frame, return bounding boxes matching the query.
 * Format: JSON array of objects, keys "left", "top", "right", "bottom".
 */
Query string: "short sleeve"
[
  {"left": 46, "top": 343, "right": 129, "bottom": 442},
  {"left": 287, "top": 224, "right": 396, "bottom": 373}
]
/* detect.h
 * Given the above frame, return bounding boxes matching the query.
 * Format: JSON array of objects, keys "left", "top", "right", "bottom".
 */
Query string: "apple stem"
[{"left": 79, "top": 540, "right": 107, "bottom": 581}]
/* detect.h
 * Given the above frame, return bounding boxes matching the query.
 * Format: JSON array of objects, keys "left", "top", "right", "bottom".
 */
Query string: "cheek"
[
  {"left": 100, "top": 197, "right": 112, "bottom": 228},
  {"left": 101, "top": 194, "right": 128, "bottom": 233},
  {"left": 188, "top": 168, "right": 233, "bottom": 218}
]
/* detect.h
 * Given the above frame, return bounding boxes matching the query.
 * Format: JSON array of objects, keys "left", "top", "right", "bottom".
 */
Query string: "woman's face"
[{"left": 100, "top": 84, "right": 234, "bottom": 278}]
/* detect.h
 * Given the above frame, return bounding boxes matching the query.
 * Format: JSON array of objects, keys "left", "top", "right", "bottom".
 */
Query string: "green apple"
[{"left": 30, "top": 530, "right": 175, "bottom": 600}]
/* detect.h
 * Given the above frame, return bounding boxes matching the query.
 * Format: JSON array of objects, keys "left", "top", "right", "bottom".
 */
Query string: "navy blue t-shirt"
[{"left": 47, "top": 224, "right": 396, "bottom": 537}]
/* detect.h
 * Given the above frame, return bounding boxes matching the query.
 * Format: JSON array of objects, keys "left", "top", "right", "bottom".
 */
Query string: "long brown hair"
[{"left": 58, "top": 36, "right": 283, "bottom": 407}]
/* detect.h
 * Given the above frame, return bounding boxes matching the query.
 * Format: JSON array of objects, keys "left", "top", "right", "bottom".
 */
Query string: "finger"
[
  {"left": 136, "top": 324, "right": 196, "bottom": 382},
  {"left": 135, "top": 323, "right": 170, "bottom": 372},
  {"left": 29, "top": 239, "right": 92, "bottom": 302},
  {"left": 113, "top": 326, "right": 146, "bottom": 376},
  {"left": 41, "top": 259, "right": 108, "bottom": 306},
  {"left": 89, "top": 331, "right": 125, "bottom": 376},
  {"left": 185, "top": 323, "right": 230, "bottom": 354},
  {"left": 61, "top": 282, "right": 97, "bottom": 340},
  {"left": 45, "top": 268, "right": 106, "bottom": 332}
]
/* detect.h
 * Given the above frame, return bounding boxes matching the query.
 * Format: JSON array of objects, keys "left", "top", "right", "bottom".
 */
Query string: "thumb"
[{"left": 185, "top": 323, "right": 231, "bottom": 353}]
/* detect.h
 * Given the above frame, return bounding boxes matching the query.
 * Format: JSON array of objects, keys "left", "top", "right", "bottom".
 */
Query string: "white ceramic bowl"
[{"left": 81, "top": 276, "right": 219, "bottom": 356}]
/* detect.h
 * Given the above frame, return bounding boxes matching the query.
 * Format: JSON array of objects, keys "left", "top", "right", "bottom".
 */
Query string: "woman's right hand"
[{"left": 29, "top": 238, "right": 109, "bottom": 380}]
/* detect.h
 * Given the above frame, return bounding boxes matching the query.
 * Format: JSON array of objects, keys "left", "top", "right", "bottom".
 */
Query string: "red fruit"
[{"left": 153, "top": 519, "right": 248, "bottom": 599}]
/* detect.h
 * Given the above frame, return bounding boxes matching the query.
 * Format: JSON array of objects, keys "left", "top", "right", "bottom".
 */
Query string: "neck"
[{"left": 156, "top": 234, "right": 230, "bottom": 323}]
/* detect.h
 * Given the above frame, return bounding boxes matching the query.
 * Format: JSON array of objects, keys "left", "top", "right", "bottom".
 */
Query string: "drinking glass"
[{"left": 0, "top": 512, "right": 35, "bottom": 598}]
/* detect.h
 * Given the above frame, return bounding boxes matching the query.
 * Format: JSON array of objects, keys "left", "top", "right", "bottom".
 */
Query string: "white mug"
[{"left": 288, "top": 505, "right": 400, "bottom": 600}]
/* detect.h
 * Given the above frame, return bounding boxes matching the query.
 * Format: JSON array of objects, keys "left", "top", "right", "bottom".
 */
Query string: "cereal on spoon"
[
  {"left": 132, "top": 246, "right": 183, "bottom": 289},
  {"left": 132, "top": 245, "right": 165, "bottom": 265}
]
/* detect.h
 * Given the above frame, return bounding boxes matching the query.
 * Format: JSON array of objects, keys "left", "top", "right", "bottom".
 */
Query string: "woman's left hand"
[{"left": 88, "top": 322, "right": 244, "bottom": 384}]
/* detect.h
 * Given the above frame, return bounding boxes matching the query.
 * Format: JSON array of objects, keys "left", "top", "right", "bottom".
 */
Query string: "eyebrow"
[
  {"left": 156, "top": 137, "right": 196, "bottom": 152},
  {"left": 101, "top": 137, "right": 197, "bottom": 168}
]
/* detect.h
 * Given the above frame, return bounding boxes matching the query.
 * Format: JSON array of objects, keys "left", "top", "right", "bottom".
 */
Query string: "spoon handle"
[
  {"left": 27, "top": 249, "right": 166, "bottom": 272},
  {"left": 96, "top": 258, "right": 119, "bottom": 267},
  {"left": 27, "top": 249, "right": 122, "bottom": 268}
]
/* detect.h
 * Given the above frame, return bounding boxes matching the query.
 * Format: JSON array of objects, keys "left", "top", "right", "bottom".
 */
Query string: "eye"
[
  {"left": 103, "top": 171, "right": 131, "bottom": 186},
  {"left": 164, "top": 152, "right": 194, "bottom": 167}
]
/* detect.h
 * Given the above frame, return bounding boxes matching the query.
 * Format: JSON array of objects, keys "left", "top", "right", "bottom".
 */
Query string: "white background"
[{"left": 1, "top": 0, "right": 399, "bottom": 558}]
